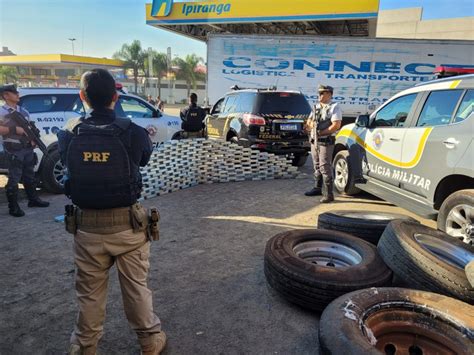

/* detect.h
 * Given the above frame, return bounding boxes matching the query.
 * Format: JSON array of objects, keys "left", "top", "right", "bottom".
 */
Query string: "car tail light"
[{"left": 243, "top": 114, "right": 266, "bottom": 126}]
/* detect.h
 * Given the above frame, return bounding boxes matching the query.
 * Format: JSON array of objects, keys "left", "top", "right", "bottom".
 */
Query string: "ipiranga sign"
[{"left": 146, "top": 0, "right": 379, "bottom": 24}]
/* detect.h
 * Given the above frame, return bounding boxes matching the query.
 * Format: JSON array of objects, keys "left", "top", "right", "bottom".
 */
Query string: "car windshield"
[{"left": 254, "top": 93, "right": 311, "bottom": 116}]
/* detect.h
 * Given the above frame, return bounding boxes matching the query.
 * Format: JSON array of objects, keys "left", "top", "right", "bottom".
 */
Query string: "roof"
[
  {"left": 0, "top": 54, "right": 124, "bottom": 68},
  {"left": 146, "top": 0, "right": 379, "bottom": 41}
]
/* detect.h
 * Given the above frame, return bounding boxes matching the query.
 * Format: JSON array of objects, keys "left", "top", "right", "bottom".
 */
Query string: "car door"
[
  {"left": 364, "top": 93, "right": 419, "bottom": 186},
  {"left": 115, "top": 95, "right": 163, "bottom": 143},
  {"left": 400, "top": 89, "right": 472, "bottom": 199},
  {"left": 20, "top": 94, "right": 71, "bottom": 136},
  {"left": 206, "top": 97, "right": 225, "bottom": 138}
]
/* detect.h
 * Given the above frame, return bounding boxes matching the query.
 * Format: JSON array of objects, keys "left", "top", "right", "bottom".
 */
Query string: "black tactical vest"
[
  {"left": 66, "top": 118, "right": 141, "bottom": 209},
  {"left": 182, "top": 106, "right": 205, "bottom": 132}
]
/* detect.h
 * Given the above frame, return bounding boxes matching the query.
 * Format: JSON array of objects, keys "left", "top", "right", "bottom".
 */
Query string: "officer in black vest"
[
  {"left": 180, "top": 92, "right": 206, "bottom": 138},
  {"left": 57, "top": 69, "right": 166, "bottom": 354},
  {"left": 0, "top": 84, "right": 49, "bottom": 217}
]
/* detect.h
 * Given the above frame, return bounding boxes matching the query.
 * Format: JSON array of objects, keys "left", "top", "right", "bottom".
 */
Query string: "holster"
[
  {"left": 130, "top": 203, "right": 149, "bottom": 233},
  {"left": 146, "top": 207, "right": 160, "bottom": 242},
  {"left": 65, "top": 205, "right": 78, "bottom": 234}
]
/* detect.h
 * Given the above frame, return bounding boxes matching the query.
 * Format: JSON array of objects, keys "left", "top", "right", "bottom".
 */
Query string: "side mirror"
[{"left": 355, "top": 114, "right": 370, "bottom": 128}]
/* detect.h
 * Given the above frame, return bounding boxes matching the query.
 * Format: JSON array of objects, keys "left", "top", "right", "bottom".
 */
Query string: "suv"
[
  {"left": 334, "top": 74, "right": 474, "bottom": 244},
  {"left": 0, "top": 87, "right": 181, "bottom": 193},
  {"left": 206, "top": 88, "right": 312, "bottom": 166}
]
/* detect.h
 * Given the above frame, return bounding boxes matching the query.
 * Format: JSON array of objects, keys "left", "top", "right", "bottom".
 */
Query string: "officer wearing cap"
[
  {"left": 57, "top": 69, "right": 166, "bottom": 354},
  {"left": 304, "top": 85, "right": 342, "bottom": 203},
  {"left": 0, "top": 84, "right": 49, "bottom": 217}
]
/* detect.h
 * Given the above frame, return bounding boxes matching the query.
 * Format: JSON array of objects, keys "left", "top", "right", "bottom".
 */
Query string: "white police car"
[
  {"left": 0, "top": 86, "right": 181, "bottom": 193},
  {"left": 334, "top": 74, "right": 474, "bottom": 244}
]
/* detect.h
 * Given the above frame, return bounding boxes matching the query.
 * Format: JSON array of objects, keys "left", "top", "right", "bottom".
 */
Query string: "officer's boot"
[
  {"left": 139, "top": 332, "right": 167, "bottom": 355},
  {"left": 68, "top": 343, "right": 97, "bottom": 355},
  {"left": 305, "top": 177, "right": 323, "bottom": 196},
  {"left": 6, "top": 186, "right": 25, "bottom": 217},
  {"left": 24, "top": 183, "right": 50, "bottom": 208},
  {"left": 320, "top": 178, "right": 335, "bottom": 203}
]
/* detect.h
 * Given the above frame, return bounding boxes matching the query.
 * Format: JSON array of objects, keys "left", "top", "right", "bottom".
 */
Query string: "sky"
[{"left": 0, "top": 0, "right": 472, "bottom": 60}]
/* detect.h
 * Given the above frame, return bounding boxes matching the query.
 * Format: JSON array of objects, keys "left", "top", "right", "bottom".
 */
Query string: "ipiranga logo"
[
  {"left": 151, "top": 0, "right": 232, "bottom": 17},
  {"left": 151, "top": 0, "right": 173, "bottom": 17}
]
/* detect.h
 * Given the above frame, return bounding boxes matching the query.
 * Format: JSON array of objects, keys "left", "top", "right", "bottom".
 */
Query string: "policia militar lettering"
[
  {"left": 0, "top": 84, "right": 49, "bottom": 217},
  {"left": 57, "top": 69, "right": 166, "bottom": 355},
  {"left": 304, "top": 85, "right": 342, "bottom": 203}
]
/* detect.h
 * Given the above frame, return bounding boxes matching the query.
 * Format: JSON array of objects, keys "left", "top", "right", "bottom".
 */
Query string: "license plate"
[{"left": 280, "top": 124, "right": 298, "bottom": 131}]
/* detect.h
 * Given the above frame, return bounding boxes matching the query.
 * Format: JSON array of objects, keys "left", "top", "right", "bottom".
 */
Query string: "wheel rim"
[
  {"left": 334, "top": 158, "right": 348, "bottom": 191},
  {"left": 53, "top": 160, "right": 66, "bottom": 187},
  {"left": 445, "top": 204, "right": 473, "bottom": 245},
  {"left": 414, "top": 233, "right": 473, "bottom": 269},
  {"left": 293, "top": 240, "right": 362, "bottom": 267},
  {"left": 363, "top": 305, "right": 468, "bottom": 355}
]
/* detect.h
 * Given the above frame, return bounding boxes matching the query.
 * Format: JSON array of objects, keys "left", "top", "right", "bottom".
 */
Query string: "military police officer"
[
  {"left": 305, "top": 85, "right": 342, "bottom": 203},
  {"left": 180, "top": 92, "right": 206, "bottom": 138},
  {"left": 57, "top": 69, "right": 166, "bottom": 354},
  {"left": 0, "top": 84, "right": 49, "bottom": 217}
]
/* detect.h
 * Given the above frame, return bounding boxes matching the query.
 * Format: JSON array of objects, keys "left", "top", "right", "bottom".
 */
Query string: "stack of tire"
[{"left": 264, "top": 210, "right": 474, "bottom": 354}]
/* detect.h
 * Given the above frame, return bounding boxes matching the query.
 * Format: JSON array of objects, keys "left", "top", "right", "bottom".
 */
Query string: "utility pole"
[{"left": 68, "top": 38, "right": 76, "bottom": 55}]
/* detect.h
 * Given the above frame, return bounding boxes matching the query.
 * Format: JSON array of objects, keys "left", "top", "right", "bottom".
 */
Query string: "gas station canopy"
[{"left": 146, "top": 0, "right": 380, "bottom": 41}]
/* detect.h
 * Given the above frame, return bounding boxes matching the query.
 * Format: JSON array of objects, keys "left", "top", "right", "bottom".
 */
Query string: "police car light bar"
[{"left": 434, "top": 66, "right": 474, "bottom": 78}]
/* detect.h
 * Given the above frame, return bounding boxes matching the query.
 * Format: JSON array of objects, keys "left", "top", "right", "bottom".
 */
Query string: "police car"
[
  {"left": 0, "top": 86, "right": 181, "bottom": 193},
  {"left": 333, "top": 74, "right": 474, "bottom": 244}
]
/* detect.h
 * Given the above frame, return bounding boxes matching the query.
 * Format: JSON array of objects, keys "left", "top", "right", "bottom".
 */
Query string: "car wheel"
[
  {"left": 228, "top": 135, "right": 239, "bottom": 145},
  {"left": 319, "top": 288, "right": 474, "bottom": 355},
  {"left": 291, "top": 154, "right": 308, "bottom": 167},
  {"left": 466, "top": 260, "right": 474, "bottom": 287},
  {"left": 378, "top": 220, "right": 474, "bottom": 303},
  {"left": 437, "top": 189, "right": 474, "bottom": 245},
  {"left": 40, "top": 148, "right": 65, "bottom": 194},
  {"left": 264, "top": 229, "right": 392, "bottom": 311},
  {"left": 317, "top": 210, "right": 418, "bottom": 245},
  {"left": 333, "top": 150, "right": 360, "bottom": 195}
]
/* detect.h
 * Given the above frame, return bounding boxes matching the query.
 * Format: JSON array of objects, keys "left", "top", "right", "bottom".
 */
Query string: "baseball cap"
[
  {"left": 0, "top": 84, "right": 19, "bottom": 95},
  {"left": 318, "top": 85, "right": 333, "bottom": 93}
]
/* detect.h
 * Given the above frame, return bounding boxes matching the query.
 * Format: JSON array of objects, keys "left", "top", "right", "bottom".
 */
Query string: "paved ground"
[{"left": 0, "top": 162, "right": 436, "bottom": 354}]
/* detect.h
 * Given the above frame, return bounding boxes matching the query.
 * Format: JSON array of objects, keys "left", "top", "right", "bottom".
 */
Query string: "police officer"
[
  {"left": 180, "top": 92, "right": 206, "bottom": 138},
  {"left": 305, "top": 85, "right": 342, "bottom": 203},
  {"left": 0, "top": 84, "right": 49, "bottom": 217},
  {"left": 57, "top": 69, "right": 166, "bottom": 354}
]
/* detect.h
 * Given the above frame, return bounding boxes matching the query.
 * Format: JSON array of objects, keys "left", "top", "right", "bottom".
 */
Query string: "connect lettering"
[{"left": 83, "top": 152, "right": 111, "bottom": 163}]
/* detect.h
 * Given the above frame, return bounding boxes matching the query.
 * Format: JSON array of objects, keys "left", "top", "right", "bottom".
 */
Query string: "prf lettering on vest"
[{"left": 83, "top": 152, "right": 111, "bottom": 163}]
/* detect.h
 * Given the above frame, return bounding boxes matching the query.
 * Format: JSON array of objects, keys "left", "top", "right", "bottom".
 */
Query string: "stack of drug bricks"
[{"left": 140, "top": 139, "right": 299, "bottom": 199}]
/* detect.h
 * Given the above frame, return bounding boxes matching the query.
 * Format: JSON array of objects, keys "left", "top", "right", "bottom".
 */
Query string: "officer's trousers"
[
  {"left": 71, "top": 229, "right": 161, "bottom": 347},
  {"left": 311, "top": 142, "right": 335, "bottom": 185},
  {"left": 5, "top": 148, "right": 36, "bottom": 189}
]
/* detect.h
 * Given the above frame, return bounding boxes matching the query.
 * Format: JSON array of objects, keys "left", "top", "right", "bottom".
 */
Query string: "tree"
[
  {"left": 0, "top": 66, "right": 18, "bottom": 84},
  {"left": 113, "top": 40, "right": 145, "bottom": 93},
  {"left": 144, "top": 50, "right": 168, "bottom": 97},
  {"left": 172, "top": 54, "right": 204, "bottom": 97}
]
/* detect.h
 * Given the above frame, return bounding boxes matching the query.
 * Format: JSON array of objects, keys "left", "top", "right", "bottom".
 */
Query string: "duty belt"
[
  {"left": 317, "top": 136, "right": 335, "bottom": 144},
  {"left": 77, "top": 206, "right": 134, "bottom": 234}
]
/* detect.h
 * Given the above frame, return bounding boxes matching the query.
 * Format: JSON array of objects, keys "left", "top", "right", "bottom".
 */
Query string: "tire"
[
  {"left": 291, "top": 153, "right": 308, "bottom": 167},
  {"left": 437, "top": 189, "right": 474, "bottom": 245},
  {"left": 40, "top": 148, "right": 65, "bottom": 194},
  {"left": 317, "top": 210, "right": 418, "bottom": 245},
  {"left": 378, "top": 220, "right": 474, "bottom": 303},
  {"left": 228, "top": 135, "right": 239, "bottom": 145},
  {"left": 264, "top": 229, "right": 392, "bottom": 311},
  {"left": 333, "top": 150, "right": 360, "bottom": 195},
  {"left": 466, "top": 260, "right": 474, "bottom": 288},
  {"left": 319, "top": 288, "right": 474, "bottom": 355}
]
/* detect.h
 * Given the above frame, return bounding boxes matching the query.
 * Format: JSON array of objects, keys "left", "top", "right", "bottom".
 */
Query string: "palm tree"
[
  {"left": 113, "top": 40, "right": 145, "bottom": 93},
  {"left": 0, "top": 66, "right": 18, "bottom": 84},
  {"left": 172, "top": 54, "right": 204, "bottom": 97},
  {"left": 144, "top": 50, "right": 168, "bottom": 97}
]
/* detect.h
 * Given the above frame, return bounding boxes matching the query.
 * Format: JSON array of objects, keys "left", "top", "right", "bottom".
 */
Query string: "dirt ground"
[{"left": 0, "top": 162, "right": 436, "bottom": 355}]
